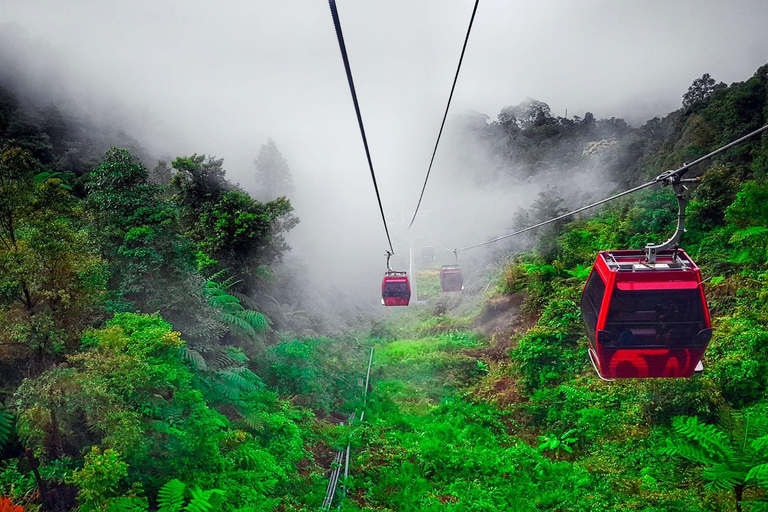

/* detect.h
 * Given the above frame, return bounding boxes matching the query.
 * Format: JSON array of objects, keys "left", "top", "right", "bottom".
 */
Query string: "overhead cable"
[
  {"left": 328, "top": 0, "right": 394, "bottom": 253},
  {"left": 437, "top": 124, "right": 768, "bottom": 253},
  {"left": 408, "top": 0, "right": 480, "bottom": 229},
  {"left": 454, "top": 180, "right": 657, "bottom": 251}
]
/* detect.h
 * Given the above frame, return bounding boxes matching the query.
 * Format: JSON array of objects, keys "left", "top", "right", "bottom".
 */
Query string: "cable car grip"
[{"left": 644, "top": 175, "right": 699, "bottom": 263}]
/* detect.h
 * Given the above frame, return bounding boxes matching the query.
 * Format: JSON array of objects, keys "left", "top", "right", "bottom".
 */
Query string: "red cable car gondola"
[
  {"left": 439, "top": 265, "right": 463, "bottom": 292},
  {"left": 580, "top": 176, "right": 712, "bottom": 379},
  {"left": 382, "top": 271, "right": 411, "bottom": 306},
  {"left": 581, "top": 249, "right": 712, "bottom": 379},
  {"left": 381, "top": 251, "right": 411, "bottom": 306}
]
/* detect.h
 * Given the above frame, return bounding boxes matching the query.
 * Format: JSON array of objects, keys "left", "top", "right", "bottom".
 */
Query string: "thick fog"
[{"left": 2, "top": 0, "right": 767, "bottom": 311}]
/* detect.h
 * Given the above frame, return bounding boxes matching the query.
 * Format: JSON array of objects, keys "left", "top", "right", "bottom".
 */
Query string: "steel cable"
[
  {"left": 408, "top": 0, "right": 480, "bottom": 229},
  {"left": 434, "top": 123, "right": 768, "bottom": 253},
  {"left": 328, "top": 0, "right": 394, "bottom": 253}
]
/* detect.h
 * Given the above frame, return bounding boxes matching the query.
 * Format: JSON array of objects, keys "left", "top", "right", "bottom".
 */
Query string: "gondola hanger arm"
[{"left": 644, "top": 175, "right": 700, "bottom": 263}]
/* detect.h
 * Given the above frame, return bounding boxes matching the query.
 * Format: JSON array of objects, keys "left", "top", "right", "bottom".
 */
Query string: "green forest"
[{"left": 2, "top": 35, "right": 768, "bottom": 511}]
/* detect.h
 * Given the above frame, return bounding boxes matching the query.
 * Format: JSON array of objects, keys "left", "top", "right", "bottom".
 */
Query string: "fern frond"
[
  {"left": 221, "top": 314, "right": 256, "bottom": 338},
  {"left": 212, "top": 379, "right": 242, "bottom": 402},
  {"left": 227, "top": 347, "right": 248, "bottom": 363},
  {"left": 218, "top": 276, "right": 241, "bottom": 291},
  {"left": 752, "top": 435, "right": 768, "bottom": 456},
  {"left": 181, "top": 348, "right": 208, "bottom": 371},
  {"left": 239, "top": 410, "right": 263, "bottom": 431},
  {"left": 730, "top": 226, "right": 768, "bottom": 243},
  {"left": 185, "top": 487, "right": 224, "bottom": 512},
  {"left": 212, "top": 347, "right": 239, "bottom": 368},
  {"left": 558, "top": 385, "right": 590, "bottom": 402},
  {"left": 217, "top": 369, "right": 257, "bottom": 394},
  {"left": 0, "top": 408, "right": 14, "bottom": 450},
  {"left": 747, "top": 463, "right": 768, "bottom": 486},
  {"left": 158, "top": 479, "right": 186, "bottom": 512},
  {"left": 665, "top": 438, "right": 715, "bottom": 466},
  {"left": 206, "top": 269, "right": 229, "bottom": 285},
  {"left": 703, "top": 464, "right": 744, "bottom": 491},
  {"left": 208, "top": 295, "right": 241, "bottom": 308},
  {"left": 241, "top": 310, "right": 268, "bottom": 331},
  {"left": 672, "top": 416, "right": 736, "bottom": 463},
  {"left": 230, "top": 290, "right": 258, "bottom": 309}
]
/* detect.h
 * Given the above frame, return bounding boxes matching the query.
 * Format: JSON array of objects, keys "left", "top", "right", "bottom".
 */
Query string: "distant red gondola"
[
  {"left": 382, "top": 271, "right": 411, "bottom": 306},
  {"left": 581, "top": 249, "right": 712, "bottom": 379},
  {"left": 439, "top": 265, "right": 463, "bottom": 292}
]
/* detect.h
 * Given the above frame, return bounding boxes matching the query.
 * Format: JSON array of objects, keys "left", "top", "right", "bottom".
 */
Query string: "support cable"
[
  {"left": 454, "top": 180, "right": 657, "bottom": 251},
  {"left": 328, "top": 0, "right": 394, "bottom": 254},
  {"left": 408, "top": 0, "right": 480, "bottom": 229},
  {"left": 426, "top": 235, "right": 453, "bottom": 253},
  {"left": 430, "top": 124, "right": 768, "bottom": 253}
]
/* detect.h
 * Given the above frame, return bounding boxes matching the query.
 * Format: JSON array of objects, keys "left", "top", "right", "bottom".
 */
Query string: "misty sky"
[{"left": 2, "top": 0, "right": 767, "bottom": 299}]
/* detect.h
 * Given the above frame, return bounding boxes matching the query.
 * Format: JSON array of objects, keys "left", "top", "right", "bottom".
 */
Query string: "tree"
[
  {"left": 254, "top": 139, "right": 294, "bottom": 201},
  {"left": 15, "top": 313, "right": 228, "bottom": 495},
  {"left": 498, "top": 98, "right": 553, "bottom": 130},
  {"left": 87, "top": 147, "right": 189, "bottom": 307},
  {"left": 683, "top": 73, "right": 726, "bottom": 109},
  {"left": 0, "top": 145, "right": 105, "bottom": 366},
  {"left": 195, "top": 191, "right": 298, "bottom": 279},
  {"left": 149, "top": 159, "right": 172, "bottom": 186},
  {"left": 171, "top": 154, "right": 231, "bottom": 208},
  {"left": 86, "top": 148, "right": 222, "bottom": 346}
]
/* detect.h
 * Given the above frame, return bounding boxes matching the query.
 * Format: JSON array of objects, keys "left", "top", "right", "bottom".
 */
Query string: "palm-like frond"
[
  {"left": 747, "top": 463, "right": 768, "bottom": 486},
  {"left": 180, "top": 348, "right": 208, "bottom": 371},
  {"left": 672, "top": 416, "right": 736, "bottom": 464},
  {"left": 216, "top": 368, "right": 258, "bottom": 395},
  {"left": 703, "top": 464, "right": 745, "bottom": 491},
  {"left": 185, "top": 487, "right": 224, "bottom": 512},
  {"left": 204, "top": 277, "right": 269, "bottom": 341},
  {"left": 0, "top": 408, "right": 14, "bottom": 450},
  {"left": 730, "top": 226, "right": 768, "bottom": 243},
  {"left": 158, "top": 479, "right": 186, "bottom": 512},
  {"left": 665, "top": 438, "right": 714, "bottom": 466},
  {"left": 221, "top": 313, "right": 257, "bottom": 339}
]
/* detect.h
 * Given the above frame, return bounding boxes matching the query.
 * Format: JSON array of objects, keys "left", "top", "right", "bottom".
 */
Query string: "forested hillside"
[{"left": 1, "top": 52, "right": 768, "bottom": 512}]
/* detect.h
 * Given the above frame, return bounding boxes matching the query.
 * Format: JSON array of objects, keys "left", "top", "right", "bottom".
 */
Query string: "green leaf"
[{"left": 158, "top": 479, "right": 186, "bottom": 512}]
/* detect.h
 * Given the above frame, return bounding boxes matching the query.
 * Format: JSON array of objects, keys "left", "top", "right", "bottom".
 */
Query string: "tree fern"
[
  {"left": 667, "top": 413, "right": 768, "bottom": 510},
  {"left": 204, "top": 276, "right": 269, "bottom": 342},
  {"left": 158, "top": 479, "right": 186, "bottom": 512}
]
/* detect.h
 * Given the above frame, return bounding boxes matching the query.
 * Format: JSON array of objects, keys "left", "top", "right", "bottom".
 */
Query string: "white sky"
[{"left": 2, "top": 0, "right": 767, "bottom": 300}]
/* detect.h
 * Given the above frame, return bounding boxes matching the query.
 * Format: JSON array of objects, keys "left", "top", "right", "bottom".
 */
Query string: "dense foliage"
[{"left": 2, "top": 50, "right": 768, "bottom": 511}]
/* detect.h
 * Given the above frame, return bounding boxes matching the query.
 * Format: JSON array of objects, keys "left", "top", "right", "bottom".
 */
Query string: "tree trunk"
[
  {"left": 26, "top": 449, "right": 50, "bottom": 510},
  {"left": 735, "top": 483, "right": 744, "bottom": 512}
]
